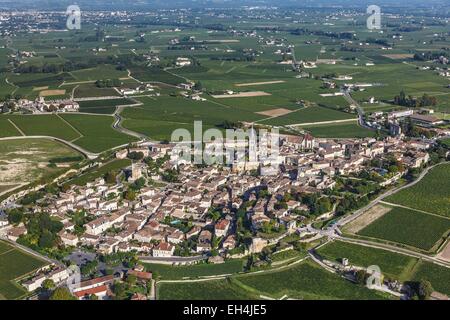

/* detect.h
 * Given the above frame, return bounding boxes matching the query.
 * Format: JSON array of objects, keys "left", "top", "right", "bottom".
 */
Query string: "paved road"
[
  {"left": 112, "top": 105, "right": 148, "bottom": 140},
  {"left": 342, "top": 90, "right": 374, "bottom": 131}
]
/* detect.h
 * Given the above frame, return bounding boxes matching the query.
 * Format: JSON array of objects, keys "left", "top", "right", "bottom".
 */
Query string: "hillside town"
[{"left": 1, "top": 125, "right": 448, "bottom": 299}]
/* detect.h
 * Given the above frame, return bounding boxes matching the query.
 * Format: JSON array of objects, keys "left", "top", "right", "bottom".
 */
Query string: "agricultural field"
[
  {"left": 1, "top": 115, "right": 80, "bottom": 141},
  {"left": 0, "top": 138, "right": 83, "bottom": 194},
  {"left": 60, "top": 114, "right": 137, "bottom": 153},
  {"left": 157, "top": 279, "right": 258, "bottom": 300},
  {"left": 0, "top": 241, "right": 48, "bottom": 300},
  {"left": 0, "top": 114, "right": 135, "bottom": 153},
  {"left": 316, "top": 241, "right": 418, "bottom": 280},
  {"left": 145, "top": 259, "right": 244, "bottom": 280},
  {"left": 78, "top": 98, "right": 136, "bottom": 114},
  {"left": 384, "top": 163, "right": 450, "bottom": 218},
  {"left": 64, "top": 158, "right": 131, "bottom": 187},
  {"left": 259, "top": 106, "right": 356, "bottom": 126},
  {"left": 410, "top": 261, "right": 450, "bottom": 296},
  {"left": 73, "top": 84, "right": 121, "bottom": 98},
  {"left": 297, "top": 122, "right": 376, "bottom": 138},
  {"left": 357, "top": 206, "right": 450, "bottom": 252},
  {"left": 0, "top": 118, "right": 20, "bottom": 137},
  {"left": 233, "top": 260, "right": 388, "bottom": 300}
]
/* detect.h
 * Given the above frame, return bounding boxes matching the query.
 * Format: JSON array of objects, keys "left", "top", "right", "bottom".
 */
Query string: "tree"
[
  {"left": 49, "top": 287, "right": 76, "bottom": 300},
  {"left": 124, "top": 189, "right": 136, "bottom": 201},
  {"left": 417, "top": 280, "right": 433, "bottom": 300},
  {"left": 105, "top": 171, "right": 117, "bottom": 184},
  {"left": 7, "top": 209, "right": 24, "bottom": 225},
  {"left": 128, "top": 151, "right": 144, "bottom": 161},
  {"left": 355, "top": 270, "right": 368, "bottom": 285},
  {"left": 126, "top": 274, "right": 137, "bottom": 286},
  {"left": 42, "top": 279, "right": 55, "bottom": 291}
]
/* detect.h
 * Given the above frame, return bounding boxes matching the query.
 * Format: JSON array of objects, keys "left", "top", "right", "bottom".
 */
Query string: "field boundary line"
[
  {"left": 379, "top": 201, "right": 450, "bottom": 221},
  {"left": 55, "top": 114, "right": 84, "bottom": 141},
  {"left": 7, "top": 119, "right": 26, "bottom": 136},
  {"left": 0, "top": 248, "right": 14, "bottom": 256},
  {"left": 282, "top": 118, "right": 358, "bottom": 127}
]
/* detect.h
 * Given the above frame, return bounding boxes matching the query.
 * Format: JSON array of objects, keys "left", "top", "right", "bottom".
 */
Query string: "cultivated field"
[
  {"left": 343, "top": 205, "right": 391, "bottom": 234},
  {"left": 316, "top": 241, "right": 418, "bottom": 280},
  {"left": 0, "top": 241, "right": 48, "bottom": 300},
  {"left": 357, "top": 206, "right": 450, "bottom": 252},
  {"left": 0, "top": 114, "right": 136, "bottom": 153},
  {"left": 298, "top": 122, "right": 376, "bottom": 138},
  {"left": 39, "top": 89, "right": 66, "bottom": 97},
  {"left": 60, "top": 114, "right": 137, "bottom": 153},
  {"left": 211, "top": 91, "right": 272, "bottom": 99},
  {"left": 157, "top": 278, "right": 257, "bottom": 300},
  {"left": 384, "top": 163, "right": 450, "bottom": 217},
  {"left": 145, "top": 259, "right": 244, "bottom": 280},
  {"left": 234, "top": 260, "right": 387, "bottom": 300},
  {"left": 78, "top": 98, "right": 136, "bottom": 114}
]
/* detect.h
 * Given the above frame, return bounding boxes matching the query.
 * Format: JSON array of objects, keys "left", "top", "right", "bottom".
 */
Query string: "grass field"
[
  {"left": 0, "top": 241, "right": 48, "bottom": 300},
  {"left": 157, "top": 278, "right": 258, "bottom": 300},
  {"left": 357, "top": 206, "right": 450, "bottom": 251},
  {"left": 145, "top": 259, "right": 244, "bottom": 280},
  {"left": 384, "top": 163, "right": 450, "bottom": 218},
  {"left": 233, "top": 260, "right": 388, "bottom": 300}
]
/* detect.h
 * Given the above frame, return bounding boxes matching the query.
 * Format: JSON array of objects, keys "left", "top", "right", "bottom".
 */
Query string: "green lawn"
[
  {"left": 0, "top": 241, "right": 48, "bottom": 300},
  {"left": 384, "top": 163, "right": 450, "bottom": 218},
  {"left": 145, "top": 260, "right": 244, "bottom": 280},
  {"left": 234, "top": 260, "right": 388, "bottom": 300},
  {"left": 358, "top": 206, "right": 450, "bottom": 251}
]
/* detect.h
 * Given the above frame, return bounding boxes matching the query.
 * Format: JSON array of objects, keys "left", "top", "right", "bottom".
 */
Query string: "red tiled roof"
[
  {"left": 128, "top": 269, "right": 152, "bottom": 280},
  {"left": 74, "top": 285, "right": 108, "bottom": 298}
]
